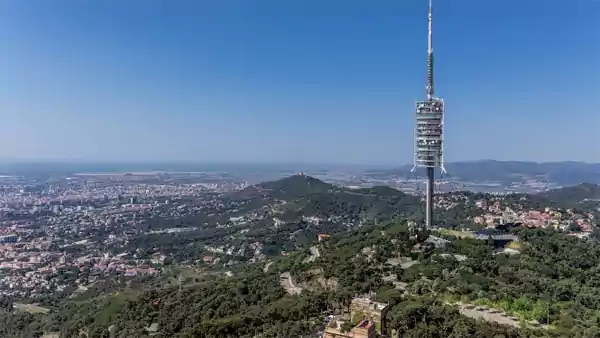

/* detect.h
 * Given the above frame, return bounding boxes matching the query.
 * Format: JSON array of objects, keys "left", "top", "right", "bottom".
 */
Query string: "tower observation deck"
[
  {"left": 413, "top": 0, "right": 446, "bottom": 229},
  {"left": 415, "top": 99, "right": 444, "bottom": 168}
]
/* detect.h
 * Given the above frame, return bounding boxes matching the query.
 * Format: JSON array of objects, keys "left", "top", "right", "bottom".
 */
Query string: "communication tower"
[{"left": 412, "top": 0, "right": 446, "bottom": 229}]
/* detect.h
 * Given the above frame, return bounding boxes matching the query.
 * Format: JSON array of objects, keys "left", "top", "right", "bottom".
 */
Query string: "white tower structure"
[{"left": 413, "top": 0, "right": 446, "bottom": 229}]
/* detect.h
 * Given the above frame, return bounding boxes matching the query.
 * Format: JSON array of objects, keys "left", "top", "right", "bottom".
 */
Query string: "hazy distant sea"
[{"left": 0, "top": 161, "right": 374, "bottom": 177}]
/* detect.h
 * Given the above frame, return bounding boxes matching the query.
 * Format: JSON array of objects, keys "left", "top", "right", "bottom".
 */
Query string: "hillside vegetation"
[
  {"left": 2, "top": 176, "right": 600, "bottom": 337},
  {"left": 540, "top": 183, "right": 600, "bottom": 205},
  {"left": 7, "top": 221, "right": 600, "bottom": 337},
  {"left": 230, "top": 174, "right": 423, "bottom": 228}
]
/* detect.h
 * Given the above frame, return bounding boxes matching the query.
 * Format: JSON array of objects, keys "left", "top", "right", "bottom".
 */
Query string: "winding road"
[{"left": 280, "top": 272, "right": 303, "bottom": 295}]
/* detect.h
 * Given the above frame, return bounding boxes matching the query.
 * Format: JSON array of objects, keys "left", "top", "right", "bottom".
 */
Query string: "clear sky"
[{"left": 1, "top": 0, "right": 599, "bottom": 165}]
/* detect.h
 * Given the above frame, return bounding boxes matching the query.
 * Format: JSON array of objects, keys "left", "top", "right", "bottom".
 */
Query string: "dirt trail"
[{"left": 280, "top": 272, "right": 302, "bottom": 295}]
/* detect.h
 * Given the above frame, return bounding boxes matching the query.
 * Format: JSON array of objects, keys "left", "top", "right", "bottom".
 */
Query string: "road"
[
  {"left": 382, "top": 274, "right": 409, "bottom": 292},
  {"left": 305, "top": 246, "right": 321, "bottom": 263},
  {"left": 310, "top": 246, "right": 321, "bottom": 258},
  {"left": 263, "top": 262, "right": 273, "bottom": 272},
  {"left": 450, "top": 303, "right": 520, "bottom": 328},
  {"left": 14, "top": 303, "right": 50, "bottom": 314},
  {"left": 280, "top": 272, "right": 303, "bottom": 295}
]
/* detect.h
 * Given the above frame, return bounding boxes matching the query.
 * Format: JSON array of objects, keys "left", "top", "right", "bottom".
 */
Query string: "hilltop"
[
  {"left": 231, "top": 173, "right": 334, "bottom": 201},
  {"left": 257, "top": 174, "right": 333, "bottom": 197},
  {"left": 185, "top": 176, "right": 599, "bottom": 259},
  {"left": 228, "top": 174, "right": 421, "bottom": 223},
  {"left": 131, "top": 175, "right": 425, "bottom": 263}
]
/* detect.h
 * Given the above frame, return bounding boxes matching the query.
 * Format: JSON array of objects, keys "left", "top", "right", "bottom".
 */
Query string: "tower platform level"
[{"left": 415, "top": 98, "right": 444, "bottom": 169}]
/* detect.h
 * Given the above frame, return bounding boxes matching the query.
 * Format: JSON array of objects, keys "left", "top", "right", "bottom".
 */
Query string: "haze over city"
[{"left": 2, "top": 0, "right": 599, "bottom": 164}]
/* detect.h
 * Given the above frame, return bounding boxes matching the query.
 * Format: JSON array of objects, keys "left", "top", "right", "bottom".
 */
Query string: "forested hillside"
[
  {"left": 2, "top": 176, "right": 600, "bottom": 337},
  {"left": 5, "top": 220, "right": 600, "bottom": 337},
  {"left": 540, "top": 183, "right": 600, "bottom": 206}
]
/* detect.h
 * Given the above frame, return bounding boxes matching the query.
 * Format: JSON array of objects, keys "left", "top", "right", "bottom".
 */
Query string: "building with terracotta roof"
[
  {"left": 317, "top": 234, "right": 331, "bottom": 242},
  {"left": 350, "top": 297, "right": 389, "bottom": 335}
]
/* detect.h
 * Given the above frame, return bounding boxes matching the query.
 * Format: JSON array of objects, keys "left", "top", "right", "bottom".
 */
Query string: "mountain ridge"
[{"left": 367, "top": 160, "right": 600, "bottom": 186}]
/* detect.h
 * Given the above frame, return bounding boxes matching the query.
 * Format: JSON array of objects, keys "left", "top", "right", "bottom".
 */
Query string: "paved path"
[
  {"left": 280, "top": 272, "right": 303, "bottom": 295},
  {"left": 263, "top": 262, "right": 273, "bottom": 272},
  {"left": 15, "top": 303, "right": 50, "bottom": 314},
  {"left": 382, "top": 275, "right": 409, "bottom": 291},
  {"left": 450, "top": 302, "right": 520, "bottom": 328},
  {"left": 311, "top": 246, "right": 321, "bottom": 258},
  {"left": 305, "top": 246, "right": 320, "bottom": 263}
]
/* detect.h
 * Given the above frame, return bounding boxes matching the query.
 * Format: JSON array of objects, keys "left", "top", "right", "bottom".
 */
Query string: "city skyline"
[{"left": 2, "top": 0, "right": 599, "bottom": 164}]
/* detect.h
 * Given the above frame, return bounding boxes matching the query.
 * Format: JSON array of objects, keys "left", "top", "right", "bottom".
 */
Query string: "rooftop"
[
  {"left": 356, "top": 319, "right": 374, "bottom": 329},
  {"left": 352, "top": 297, "right": 388, "bottom": 311}
]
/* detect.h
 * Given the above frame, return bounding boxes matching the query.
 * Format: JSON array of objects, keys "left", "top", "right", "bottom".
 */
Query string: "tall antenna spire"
[{"left": 426, "top": 0, "right": 434, "bottom": 100}]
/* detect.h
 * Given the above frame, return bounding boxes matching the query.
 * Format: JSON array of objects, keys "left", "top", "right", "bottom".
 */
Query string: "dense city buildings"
[{"left": 0, "top": 172, "right": 248, "bottom": 300}]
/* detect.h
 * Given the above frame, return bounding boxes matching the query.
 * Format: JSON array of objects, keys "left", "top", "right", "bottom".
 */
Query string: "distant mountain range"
[{"left": 366, "top": 160, "right": 600, "bottom": 186}]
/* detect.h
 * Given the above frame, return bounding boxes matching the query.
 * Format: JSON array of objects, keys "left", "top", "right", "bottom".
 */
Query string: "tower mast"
[
  {"left": 425, "top": 0, "right": 435, "bottom": 229},
  {"left": 414, "top": 0, "right": 445, "bottom": 230},
  {"left": 427, "top": 0, "right": 434, "bottom": 100}
]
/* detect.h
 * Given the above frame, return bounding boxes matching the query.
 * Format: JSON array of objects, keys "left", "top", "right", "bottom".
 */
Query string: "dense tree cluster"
[
  {"left": 539, "top": 183, "right": 600, "bottom": 206},
  {"left": 0, "top": 270, "right": 326, "bottom": 338},
  {"left": 386, "top": 296, "right": 541, "bottom": 338},
  {"left": 397, "top": 228, "right": 600, "bottom": 336}
]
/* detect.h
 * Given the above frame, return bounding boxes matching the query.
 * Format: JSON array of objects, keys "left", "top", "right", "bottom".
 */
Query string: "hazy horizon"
[
  {"left": 0, "top": 158, "right": 599, "bottom": 168},
  {"left": 3, "top": 0, "right": 599, "bottom": 164}
]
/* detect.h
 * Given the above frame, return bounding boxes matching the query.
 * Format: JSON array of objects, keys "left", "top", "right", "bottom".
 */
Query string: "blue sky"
[{"left": 1, "top": 0, "right": 598, "bottom": 165}]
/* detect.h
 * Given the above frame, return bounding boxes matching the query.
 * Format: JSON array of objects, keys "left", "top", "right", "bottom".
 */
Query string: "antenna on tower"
[{"left": 426, "top": 0, "right": 434, "bottom": 100}]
